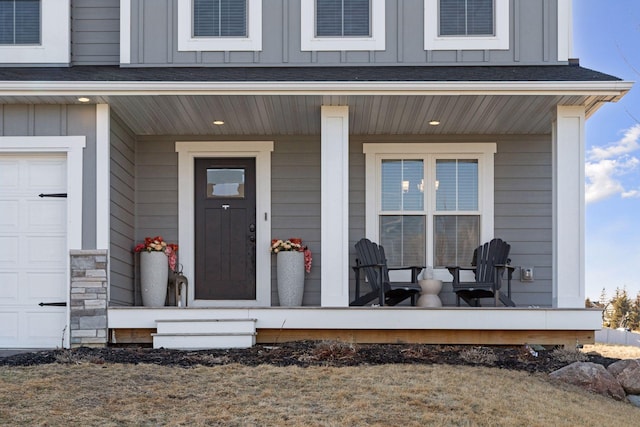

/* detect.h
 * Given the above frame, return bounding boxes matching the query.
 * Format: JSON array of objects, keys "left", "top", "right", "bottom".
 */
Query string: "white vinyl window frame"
[
  {"left": 424, "top": 0, "right": 509, "bottom": 51},
  {"left": 177, "top": 0, "right": 262, "bottom": 51},
  {"left": 300, "top": 0, "right": 385, "bottom": 51},
  {"left": 0, "top": 0, "right": 69, "bottom": 64},
  {"left": 363, "top": 143, "right": 495, "bottom": 280}
]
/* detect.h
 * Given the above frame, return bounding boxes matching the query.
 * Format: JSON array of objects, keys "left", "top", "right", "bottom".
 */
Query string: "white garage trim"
[{"left": 0, "top": 136, "right": 86, "bottom": 348}]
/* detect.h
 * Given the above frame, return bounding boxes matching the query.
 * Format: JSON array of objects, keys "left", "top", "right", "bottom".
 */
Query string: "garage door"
[{"left": 0, "top": 154, "right": 68, "bottom": 348}]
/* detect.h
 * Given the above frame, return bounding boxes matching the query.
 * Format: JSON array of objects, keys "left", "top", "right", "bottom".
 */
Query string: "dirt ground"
[{"left": 0, "top": 341, "right": 621, "bottom": 372}]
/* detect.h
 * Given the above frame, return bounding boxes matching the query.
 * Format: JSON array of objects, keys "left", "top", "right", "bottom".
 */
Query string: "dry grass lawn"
[
  {"left": 582, "top": 343, "right": 640, "bottom": 360},
  {"left": 1, "top": 352, "right": 639, "bottom": 426}
]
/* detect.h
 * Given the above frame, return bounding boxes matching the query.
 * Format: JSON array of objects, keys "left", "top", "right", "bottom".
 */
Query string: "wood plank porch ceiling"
[{"left": 0, "top": 93, "right": 601, "bottom": 136}]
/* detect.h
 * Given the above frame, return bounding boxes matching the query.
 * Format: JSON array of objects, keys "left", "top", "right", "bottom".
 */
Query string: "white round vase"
[
  {"left": 276, "top": 251, "right": 305, "bottom": 306},
  {"left": 140, "top": 251, "right": 169, "bottom": 307}
]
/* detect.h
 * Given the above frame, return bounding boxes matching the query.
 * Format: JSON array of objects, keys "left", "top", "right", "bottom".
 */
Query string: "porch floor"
[{"left": 108, "top": 306, "right": 601, "bottom": 348}]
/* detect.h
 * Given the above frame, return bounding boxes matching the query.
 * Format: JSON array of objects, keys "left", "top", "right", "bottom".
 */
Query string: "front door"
[{"left": 194, "top": 158, "right": 256, "bottom": 300}]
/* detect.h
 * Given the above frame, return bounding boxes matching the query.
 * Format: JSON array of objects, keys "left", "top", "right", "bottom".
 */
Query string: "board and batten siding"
[
  {"left": 109, "top": 114, "right": 136, "bottom": 305},
  {"left": 71, "top": 0, "right": 121, "bottom": 65},
  {"left": 0, "top": 104, "right": 98, "bottom": 249},
  {"left": 128, "top": 0, "right": 563, "bottom": 67}
]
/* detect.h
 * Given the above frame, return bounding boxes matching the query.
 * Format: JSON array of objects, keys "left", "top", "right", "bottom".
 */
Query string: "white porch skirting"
[{"left": 109, "top": 307, "right": 602, "bottom": 332}]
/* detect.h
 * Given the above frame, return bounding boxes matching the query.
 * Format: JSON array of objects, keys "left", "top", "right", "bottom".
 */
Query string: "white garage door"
[{"left": 0, "top": 154, "right": 68, "bottom": 348}]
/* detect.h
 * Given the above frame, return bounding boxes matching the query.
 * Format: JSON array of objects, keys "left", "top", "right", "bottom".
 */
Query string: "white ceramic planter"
[
  {"left": 276, "top": 251, "right": 305, "bottom": 306},
  {"left": 417, "top": 279, "right": 443, "bottom": 307},
  {"left": 140, "top": 251, "right": 169, "bottom": 307}
]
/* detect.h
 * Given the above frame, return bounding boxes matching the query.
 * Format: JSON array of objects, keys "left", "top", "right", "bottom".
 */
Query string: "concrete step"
[
  {"left": 152, "top": 332, "right": 256, "bottom": 350},
  {"left": 152, "top": 318, "right": 257, "bottom": 349},
  {"left": 156, "top": 318, "right": 257, "bottom": 335}
]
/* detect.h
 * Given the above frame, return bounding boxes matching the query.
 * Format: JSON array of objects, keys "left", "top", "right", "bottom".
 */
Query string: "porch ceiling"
[
  {"left": 0, "top": 65, "right": 630, "bottom": 136},
  {"left": 0, "top": 93, "right": 611, "bottom": 136}
]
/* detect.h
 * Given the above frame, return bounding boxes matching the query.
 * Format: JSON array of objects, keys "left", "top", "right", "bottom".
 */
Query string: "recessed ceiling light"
[
  {"left": 213, "top": 120, "right": 225, "bottom": 126},
  {"left": 429, "top": 120, "right": 441, "bottom": 126},
  {"left": 77, "top": 97, "right": 91, "bottom": 103}
]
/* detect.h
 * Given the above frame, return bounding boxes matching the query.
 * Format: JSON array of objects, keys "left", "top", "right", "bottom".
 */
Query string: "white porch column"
[
  {"left": 552, "top": 105, "right": 586, "bottom": 308},
  {"left": 96, "top": 104, "right": 110, "bottom": 250},
  {"left": 321, "top": 106, "right": 349, "bottom": 307}
]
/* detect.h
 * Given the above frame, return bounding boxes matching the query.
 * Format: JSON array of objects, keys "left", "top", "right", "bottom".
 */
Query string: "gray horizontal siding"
[
  {"left": 72, "top": 0, "right": 120, "bottom": 65},
  {"left": 495, "top": 136, "right": 552, "bottom": 307},
  {"left": 109, "top": 113, "right": 136, "bottom": 305},
  {"left": 0, "top": 104, "right": 97, "bottom": 249},
  {"left": 129, "top": 0, "right": 563, "bottom": 67},
  {"left": 271, "top": 137, "right": 321, "bottom": 305},
  {"left": 132, "top": 133, "right": 552, "bottom": 307}
]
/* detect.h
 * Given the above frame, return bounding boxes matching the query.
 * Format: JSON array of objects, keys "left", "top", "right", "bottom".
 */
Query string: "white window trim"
[
  {"left": 424, "top": 0, "right": 509, "bottom": 51},
  {"left": 557, "top": 0, "right": 572, "bottom": 62},
  {"left": 177, "top": 0, "right": 262, "bottom": 51},
  {"left": 363, "top": 143, "right": 495, "bottom": 281},
  {"left": 301, "top": 0, "right": 385, "bottom": 51},
  {"left": 175, "top": 141, "right": 273, "bottom": 307},
  {"left": 0, "top": 0, "right": 70, "bottom": 64},
  {"left": 120, "top": 0, "right": 131, "bottom": 64}
]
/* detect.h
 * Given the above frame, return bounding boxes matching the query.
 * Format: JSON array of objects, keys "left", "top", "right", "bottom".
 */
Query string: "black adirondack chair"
[
  {"left": 446, "top": 238, "right": 516, "bottom": 307},
  {"left": 350, "top": 238, "right": 423, "bottom": 306}
]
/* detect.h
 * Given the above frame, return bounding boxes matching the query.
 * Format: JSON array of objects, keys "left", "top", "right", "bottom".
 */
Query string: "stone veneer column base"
[{"left": 70, "top": 250, "right": 108, "bottom": 348}]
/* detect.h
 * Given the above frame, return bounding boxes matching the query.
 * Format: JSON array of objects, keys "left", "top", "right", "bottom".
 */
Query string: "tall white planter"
[
  {"left": 140, "top": 251, "right": 169, "bottom": 307},
  {"left": 276, "top": 251, "right": 305, "bottom": 306}
]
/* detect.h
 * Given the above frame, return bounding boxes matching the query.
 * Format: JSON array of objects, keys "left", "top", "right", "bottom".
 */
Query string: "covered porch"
[{"left": 1, "top": 65, "right": 630, "bottom": 348}]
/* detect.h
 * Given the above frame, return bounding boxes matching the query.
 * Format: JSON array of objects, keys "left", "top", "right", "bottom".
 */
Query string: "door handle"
[
  {"left": 249, "top": 223, "right": 256, "bottom": 232},
  {"left": 249, "top": 235, "right": 256, "bottom": 242}
]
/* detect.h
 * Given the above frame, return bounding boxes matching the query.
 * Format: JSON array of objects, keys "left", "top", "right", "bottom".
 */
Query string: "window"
[
  {"left": 424, "top": 0, "right": 508, "bottom": 51},
  {"left": 193, "top": 0, "right": 246, "bottom": 37},
  {"left": 300, "top": 0, "right": 385, "bottom": 51},
  {"left": 0, "top": 0, "right": 69, "bottom": 64},
  {"left": 177, "top": 0, "right": 262, "bottom": 51},
  {"left": 0, "top": 0, "right": 40, "bottom": 45},
  {"left": 439, "top": 0, "right": 493, "bottom": 36},
  {"left": 364, "top": 143, "right": 495, "bottom": 276},
  {"left": 316, "top": 0, "right": 370, "bottom": 37}
]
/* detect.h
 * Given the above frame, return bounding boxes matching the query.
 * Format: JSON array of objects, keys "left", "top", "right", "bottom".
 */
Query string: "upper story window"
[
  {"left": 316, "top": 0, "right": 370, "bottom": 37},
  {"left": 424, "top": 0, "right": 508, "bottom": 51},
  {"left": 0, "top": 0, "right": 69, "bottom": 64},
  {"left": 439, "top": 0, "right": 493, "bottom": 37},
  {"left": 193, "top": 0, "right": 247, "bottom": 37},
  {"left": 301, "top": 0, "right": 385, "bottom": 51},
  {"left": 177, "top": 0, "right": 262, "bottom": 51},
  {"left": 0, "top": 0, "right": 40, "bottom": 45}
]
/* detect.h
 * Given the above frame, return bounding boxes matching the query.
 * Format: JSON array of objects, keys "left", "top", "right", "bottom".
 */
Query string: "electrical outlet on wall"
[{"left": 521, "top": 267, "right": 534, "bottom": 282}]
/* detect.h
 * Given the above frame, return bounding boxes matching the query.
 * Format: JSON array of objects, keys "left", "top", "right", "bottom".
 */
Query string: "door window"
[{"left": 206, "top": 168, "right": 245, "bottom": 198}]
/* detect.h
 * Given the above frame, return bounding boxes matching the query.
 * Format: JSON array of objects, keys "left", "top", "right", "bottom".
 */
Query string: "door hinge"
[{"left": 39, "top": 193, "right": 67, "bottom": 198}]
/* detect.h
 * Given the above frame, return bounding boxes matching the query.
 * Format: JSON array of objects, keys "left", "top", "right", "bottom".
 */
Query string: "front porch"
[{"left": 107, "top": 306, "right": 601, "bottom": 349}]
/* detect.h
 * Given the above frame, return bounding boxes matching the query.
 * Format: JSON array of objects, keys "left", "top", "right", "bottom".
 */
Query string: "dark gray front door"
[{"left": 194, "top": 158, "right": 256, "bottom": 299}]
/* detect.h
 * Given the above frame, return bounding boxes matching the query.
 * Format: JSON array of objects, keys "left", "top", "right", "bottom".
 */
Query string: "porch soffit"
[{"left": 0, "top": 65, "right": 631, "bottom": 136}]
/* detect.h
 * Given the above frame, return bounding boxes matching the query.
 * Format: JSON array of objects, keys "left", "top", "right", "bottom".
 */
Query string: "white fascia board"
[{"left": 0, "top": 80, "right": 633, "bottom": 98}]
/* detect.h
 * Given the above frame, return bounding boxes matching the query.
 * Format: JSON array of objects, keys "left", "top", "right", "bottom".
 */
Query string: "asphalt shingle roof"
[{"left": 0, "top": 65, "right": 622, "bottom": 83}]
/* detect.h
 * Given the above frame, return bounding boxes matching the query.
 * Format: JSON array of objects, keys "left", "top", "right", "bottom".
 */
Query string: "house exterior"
[{"left": 0, "top": 0, "right": 632, "bottom": 350}]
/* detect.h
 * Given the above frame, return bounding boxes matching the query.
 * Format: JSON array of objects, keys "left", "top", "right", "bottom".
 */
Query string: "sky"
[{"left": 573, "top": 1, "right": 640, "bottom": 301}]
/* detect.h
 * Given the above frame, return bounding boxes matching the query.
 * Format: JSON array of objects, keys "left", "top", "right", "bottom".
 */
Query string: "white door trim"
[
  {"left": 176, "top": 141, "right": 273, "bottom": 307},
  {"left": 0, "top": 136, "right": 86, "bottom": 348}
]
